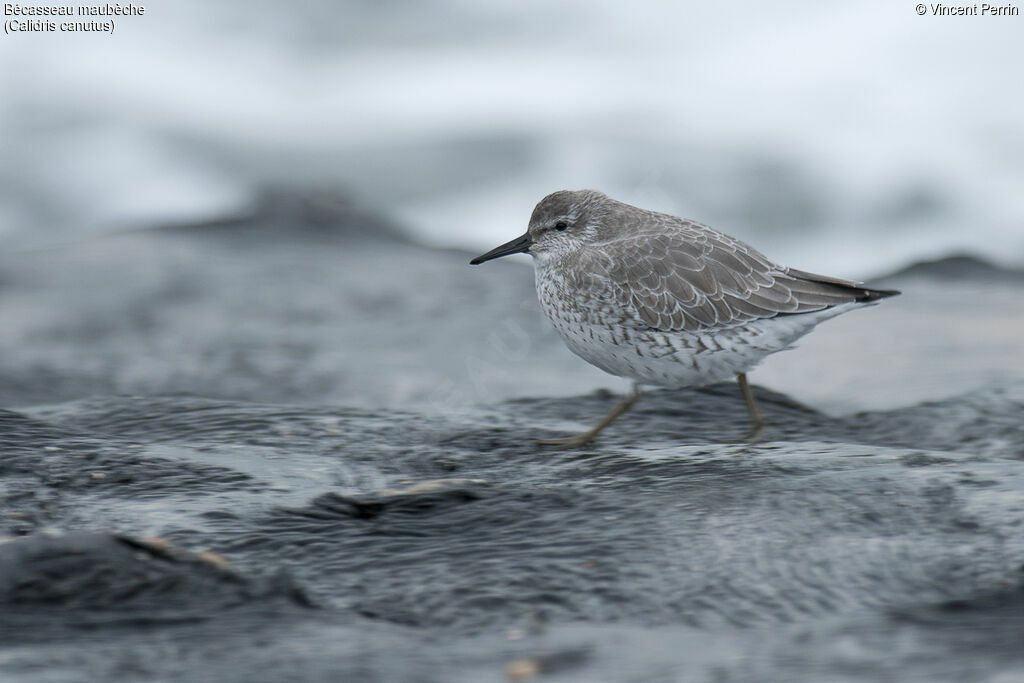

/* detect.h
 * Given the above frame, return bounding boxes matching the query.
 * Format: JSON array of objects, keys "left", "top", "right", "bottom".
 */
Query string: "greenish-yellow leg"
[
  {"left": 734, "top": 372, "right": 766, "bottom": 443},
  {"left": 539, "top": 384, "right": 643, "bottom": 450}
]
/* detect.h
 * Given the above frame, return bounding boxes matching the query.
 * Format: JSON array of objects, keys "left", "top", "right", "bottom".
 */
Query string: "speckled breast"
[{"left": 533, "top": 262, "right": 822, "bottom": 388}]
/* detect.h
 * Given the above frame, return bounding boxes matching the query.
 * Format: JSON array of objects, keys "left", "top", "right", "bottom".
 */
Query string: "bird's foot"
[
  {"left": 718, "top": 420, "right": 766, "bottom": 445},
  {"left": 537, "top": 432, "right": 598, "bottom": 450},
  {"left": 537, "top": 386, "right": 642, "bottom": 450}
]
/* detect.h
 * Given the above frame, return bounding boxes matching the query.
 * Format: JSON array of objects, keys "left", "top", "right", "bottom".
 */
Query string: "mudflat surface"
[{"left": 2, "top": 192, "right": 1023, "bottom": 682}]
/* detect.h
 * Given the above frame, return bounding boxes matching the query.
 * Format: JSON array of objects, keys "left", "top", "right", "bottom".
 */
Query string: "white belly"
[{"left": 536, "top": 269, "right": 858, "bottom": 388}]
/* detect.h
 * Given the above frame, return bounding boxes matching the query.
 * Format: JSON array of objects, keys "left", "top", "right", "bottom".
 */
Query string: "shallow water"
[{"left": 1, "top": 193, "right": 1023, "bottom": 681}]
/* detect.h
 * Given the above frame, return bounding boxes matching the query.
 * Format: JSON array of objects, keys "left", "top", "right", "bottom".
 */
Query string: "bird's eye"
[{"left": 554, "top": 221, "right": 568, "bottom": 231}]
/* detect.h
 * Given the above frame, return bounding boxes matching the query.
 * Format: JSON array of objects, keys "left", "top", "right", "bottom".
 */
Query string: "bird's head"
[{"left": 469, "top": 190, "right": 610, "bottom": 266}]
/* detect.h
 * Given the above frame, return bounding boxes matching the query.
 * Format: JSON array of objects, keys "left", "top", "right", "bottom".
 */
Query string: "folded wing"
[{"left": 586, "top": 222, "right": 898, "bottom": 333}]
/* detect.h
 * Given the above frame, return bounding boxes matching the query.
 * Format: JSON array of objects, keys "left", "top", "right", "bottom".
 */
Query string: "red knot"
[{"left": 471, "top": 190, "right": 899, "bottom": 448}]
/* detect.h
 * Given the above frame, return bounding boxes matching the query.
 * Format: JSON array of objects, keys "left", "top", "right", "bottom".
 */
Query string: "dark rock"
[
  {"left": 884, "top": 253, "right": 1024, "bottom": 282},
  {"left": 1, "top": 188, "right": 1023, "bottom": 681}
]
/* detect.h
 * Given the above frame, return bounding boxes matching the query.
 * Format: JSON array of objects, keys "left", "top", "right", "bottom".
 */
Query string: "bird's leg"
[
  {"left": 733, "top": 372, "right": 766, "bottom": 443},
  {"left": 539, "top": 384, "right": 643, "bottom": 449}
]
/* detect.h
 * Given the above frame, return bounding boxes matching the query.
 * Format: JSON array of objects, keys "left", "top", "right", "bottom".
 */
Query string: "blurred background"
[
  {"left": 5, "top": 7, "right": 1024, "bottom": 680},
  {"left": 2, "top": 0, "right": 1023, "bottom": 276},
  {"left": 2, "top": 0, "right": 1023, "bottom": 417}
]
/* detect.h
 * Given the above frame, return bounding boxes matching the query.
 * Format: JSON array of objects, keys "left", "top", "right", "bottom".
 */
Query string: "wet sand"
[{"left": 1, "top": 190, "right": 1023, "bottom": 682}]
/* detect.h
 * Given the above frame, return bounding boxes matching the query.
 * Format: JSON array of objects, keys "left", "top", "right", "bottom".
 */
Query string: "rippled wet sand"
[{"left": 2, "top": 192, "right": 1022, "bottom": 682}]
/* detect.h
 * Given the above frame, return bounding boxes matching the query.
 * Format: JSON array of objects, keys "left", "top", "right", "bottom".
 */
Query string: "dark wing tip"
[
  {"left": 785, "top": 267, "right": 901, "bottom": 304},
  {"left": 857, "top": 286, "right": 901, "bottom": 301}
]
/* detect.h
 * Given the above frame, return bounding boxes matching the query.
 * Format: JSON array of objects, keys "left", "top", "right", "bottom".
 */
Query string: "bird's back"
[{"left": 552, "top": 207, "right": 898, "bottom": 334}]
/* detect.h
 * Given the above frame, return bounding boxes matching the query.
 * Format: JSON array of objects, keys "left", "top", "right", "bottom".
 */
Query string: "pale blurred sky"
[{"left": 2, "top": 0, "right": 1022, "bottom": 272}]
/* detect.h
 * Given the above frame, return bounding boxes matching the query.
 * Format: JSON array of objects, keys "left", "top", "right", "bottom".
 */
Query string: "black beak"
[{"left": 469, "top": 232, "right": 533, "bottom": 265}]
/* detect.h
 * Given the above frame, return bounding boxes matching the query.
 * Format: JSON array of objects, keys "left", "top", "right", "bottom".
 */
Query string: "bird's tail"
[{"left": 785, "top": 267, "right": 901, "bottom": 303}]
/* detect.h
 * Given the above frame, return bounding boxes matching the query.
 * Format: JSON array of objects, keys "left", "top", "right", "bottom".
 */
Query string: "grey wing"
[{"left": 599, "top": 224, "right": 894, "bottom": 333}]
